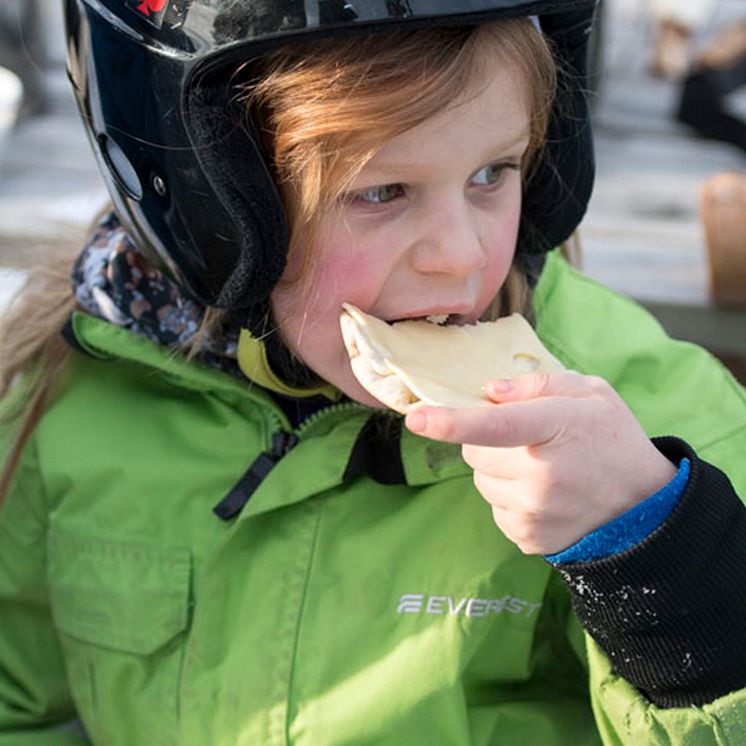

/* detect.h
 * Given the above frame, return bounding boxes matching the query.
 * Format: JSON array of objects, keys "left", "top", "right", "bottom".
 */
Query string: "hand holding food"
[
  {"left": 340, "top": 304, "right": 677, "bottom": 554},
  {"left": 409, "top": 371, "right": 678, "bottom": 554}
]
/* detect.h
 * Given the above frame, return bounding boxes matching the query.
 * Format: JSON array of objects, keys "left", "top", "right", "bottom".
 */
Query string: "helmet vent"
[{"left": 101, "top": 134, "right": 143, "bottom": 201}]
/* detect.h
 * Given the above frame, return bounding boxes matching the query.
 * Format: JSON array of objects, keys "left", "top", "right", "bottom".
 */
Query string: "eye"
[
  {"left": 352, "top": 183, "right": 405, "bottom": 205},
  {"left": 470, "top": 162, "right": 520, "bottom": 188}
]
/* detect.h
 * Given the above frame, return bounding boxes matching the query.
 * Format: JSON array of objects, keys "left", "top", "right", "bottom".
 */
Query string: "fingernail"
[
  {"left": 406, "top": 410, "right": 428, "bottom": 433},
  {"left": 488, "top": 379, "right": 514, "bottom": 394}
]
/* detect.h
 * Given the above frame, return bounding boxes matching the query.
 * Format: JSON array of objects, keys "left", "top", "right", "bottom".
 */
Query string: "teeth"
[{"left": 425, "top": 313, "right": 449, "bottom": 325}]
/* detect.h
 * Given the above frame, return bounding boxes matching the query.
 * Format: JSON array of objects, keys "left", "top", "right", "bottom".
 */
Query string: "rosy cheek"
[{"left": 306, "top": 250, "right": 381, "bottom": 311}]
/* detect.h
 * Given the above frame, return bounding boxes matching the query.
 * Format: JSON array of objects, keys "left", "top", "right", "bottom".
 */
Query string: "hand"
[{"left": 405, "top": 372, "right": 678, "bottom": 555}]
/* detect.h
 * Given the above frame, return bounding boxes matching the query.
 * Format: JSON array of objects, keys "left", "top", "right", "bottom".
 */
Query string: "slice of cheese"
[{"left": 339, "top": 303, "right": 563, "bottom": 413}]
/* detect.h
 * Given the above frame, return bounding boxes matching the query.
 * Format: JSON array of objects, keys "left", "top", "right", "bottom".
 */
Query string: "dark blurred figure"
[
  {"left": 677, "top": 21, "right": 746, "bottom": 156},
  {"left": 0, "top": 0, "right": 47, "bottom": 119}
]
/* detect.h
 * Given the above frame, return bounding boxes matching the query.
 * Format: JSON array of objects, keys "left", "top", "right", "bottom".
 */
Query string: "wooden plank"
[{"left": 639, "top": 301, "right": 746, "bottom": 357}]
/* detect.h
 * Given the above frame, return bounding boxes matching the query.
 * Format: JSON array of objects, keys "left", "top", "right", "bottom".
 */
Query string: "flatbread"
[{"left": 339, "top": 303, "right": 563, "bottom": 414}]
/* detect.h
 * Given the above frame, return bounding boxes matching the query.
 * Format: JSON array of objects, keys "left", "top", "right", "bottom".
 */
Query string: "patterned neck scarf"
[{"left": 71, "top": 212, "right": 240, "bottom": 372}]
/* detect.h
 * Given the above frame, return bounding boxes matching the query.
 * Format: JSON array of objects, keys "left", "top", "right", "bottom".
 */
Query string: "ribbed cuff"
[{"left": 555, "top": 436, "right": 746, "bottom": 708}]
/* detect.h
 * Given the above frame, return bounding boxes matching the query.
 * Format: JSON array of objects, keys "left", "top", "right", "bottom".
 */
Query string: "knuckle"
[
  {"left": 428, "top": 412, "right": 457, "bottom": 441},
  {"left": 529, "top": 458, "right": 556, "bottom": 489},
  {"left": 473, "top": 471, "right": 500, "bottom": 503},
  {"left": 487, "top": 412, "right": 517, "bottom": 444},
  {"left": 518, "top": 541, "right": 544, "bottom": 556},
  {"left": 586, "top": 374, "right": 611, "bottom": 396},
  {"left": 516, "top": 521, "right": 553, "bottom": 555},
  {"left": 461, "top": 444, "right": 480, "bottom": 469},
  {"left": 520, "top": 492, "right": 545, "bottom": 518},
  {"left": 509, "top": 520, "right": 540, "bottom": 550},
  {"left": 493, "top": 511, "right": 549, "bottom": 554},
  {"left": 523, "top": 371, "right": 551, "bottom": 397},
  {"left": 473, "top": 469, "right": 489, "bottom": 494},
  {"left": 523, "top": 486, "right": 557, "bottom": 520}
]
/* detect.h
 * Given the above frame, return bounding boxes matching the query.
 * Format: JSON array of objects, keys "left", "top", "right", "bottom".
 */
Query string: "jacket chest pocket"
[{"left": 47, "top": 530, "right": 191, "bottom": 746}]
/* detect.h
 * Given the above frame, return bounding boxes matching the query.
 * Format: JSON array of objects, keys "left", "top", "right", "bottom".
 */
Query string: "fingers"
[
  {"left": 462, "top": 442, "right": 541, "bottom": 478},
  {"left": 484, "top": 371, "right": 608, "bottom": 404},
  {"left": 405, "top": 397, "right": 567, "bottom": 447},
  {"left": 404, "top": 372, "right": 616, "bottom": 448},
  {"left": 489, "top": 505, "right": 570, "bottom": 556}
]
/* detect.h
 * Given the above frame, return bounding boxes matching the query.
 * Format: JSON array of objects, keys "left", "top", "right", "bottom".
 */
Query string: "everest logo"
[
  {"left": 128, "top": 0, "right": 169, "bottom": 28},
  {"left": 397, "top": 593, "right": 541, "bottom": 619}
]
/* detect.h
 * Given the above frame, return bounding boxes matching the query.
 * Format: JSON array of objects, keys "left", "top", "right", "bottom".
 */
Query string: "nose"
[{"left": 409, "top": 198, "right": 487, "bottom": 278}]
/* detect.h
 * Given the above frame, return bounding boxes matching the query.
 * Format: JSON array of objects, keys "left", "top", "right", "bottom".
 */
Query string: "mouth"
[{"left": 387, "top": 311, "right": 474, "bottom": 327}]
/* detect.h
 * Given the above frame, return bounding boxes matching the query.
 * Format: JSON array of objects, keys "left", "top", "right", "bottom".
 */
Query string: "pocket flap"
[{"left": 48, "top": 531, "right": 191, "bottom": 655}]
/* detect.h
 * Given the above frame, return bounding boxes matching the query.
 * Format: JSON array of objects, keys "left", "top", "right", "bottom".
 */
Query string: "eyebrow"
[
  {"left": 362, "top": 129, "right": 532, "bottom": 180},
  {"left": 485, "top": 128, "right": 532, "bottom": 153},
  {"left": 477, "top": 129, "right": 533, "bottom": 163}
]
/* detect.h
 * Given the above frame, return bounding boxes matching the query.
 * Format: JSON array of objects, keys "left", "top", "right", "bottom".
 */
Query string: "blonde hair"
[
  {"left": 1, "top": 18, "right": 556, "bottom": 500},
  {"left": 0, "top": 252, "right": 78, "bottom": 498}
]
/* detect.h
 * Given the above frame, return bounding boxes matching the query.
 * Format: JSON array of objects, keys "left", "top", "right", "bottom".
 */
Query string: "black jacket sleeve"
[{"left": 555, "top": 436, "right": 746, "bottom": 708}]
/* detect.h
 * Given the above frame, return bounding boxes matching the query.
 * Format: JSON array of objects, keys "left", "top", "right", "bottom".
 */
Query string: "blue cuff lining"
[{"left": 545, "top": 458, "right": 691, "bottom": 565}]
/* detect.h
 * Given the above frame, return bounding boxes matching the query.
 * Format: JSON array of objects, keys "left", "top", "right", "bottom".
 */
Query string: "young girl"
[{"left": 1, "top": 1, "right": 745, "bottom": 744}]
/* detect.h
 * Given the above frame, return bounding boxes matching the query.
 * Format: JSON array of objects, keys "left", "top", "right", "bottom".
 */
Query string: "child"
[{"left": 1, "top": 1, "right": 745, "bottom": 744}]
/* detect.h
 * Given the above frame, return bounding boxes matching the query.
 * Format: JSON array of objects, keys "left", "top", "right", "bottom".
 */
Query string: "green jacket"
[{"left": 1, "top": 251, "right": 745, "bottom": 745}]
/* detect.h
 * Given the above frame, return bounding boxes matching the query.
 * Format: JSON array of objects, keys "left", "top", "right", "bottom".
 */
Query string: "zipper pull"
[{"left": 213, "top": 431, "right": 299, "bottom": 520}]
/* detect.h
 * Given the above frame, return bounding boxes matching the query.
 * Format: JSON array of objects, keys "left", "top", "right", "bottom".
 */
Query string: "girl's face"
[{"left": 271, "top": 61, "right": 531, "bottom": 408}]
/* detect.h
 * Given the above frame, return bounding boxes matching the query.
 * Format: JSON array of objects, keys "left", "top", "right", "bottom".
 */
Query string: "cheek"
[
  {"left": 490, "top": 228, "right": 517, "bottom": 273},
  {"left": 480, "top": 209, "right": 520, "bottom": 295},
  {"left": 303, "top": 249, "right": 383, "bottom": 313},
  {"left": 271, "top": 243, "right": 382, "bottom": 355}
]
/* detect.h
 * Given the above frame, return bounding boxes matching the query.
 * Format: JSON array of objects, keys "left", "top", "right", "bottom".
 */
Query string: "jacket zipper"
[
  {"left": 212, "top": 431, "right": 299, "bottom": 520},
  {"left": 212, "top": 402, "right": 366, "bottom": 520}
]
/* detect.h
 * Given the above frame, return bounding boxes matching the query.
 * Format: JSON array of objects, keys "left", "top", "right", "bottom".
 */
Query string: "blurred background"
[{"left": 0, "top": 0, "right": 744, "bottom": 380}]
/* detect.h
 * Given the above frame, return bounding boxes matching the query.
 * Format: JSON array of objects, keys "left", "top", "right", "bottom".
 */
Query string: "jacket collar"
[{"left": 236, "top": 328, "right": 341, "bottom": 401}]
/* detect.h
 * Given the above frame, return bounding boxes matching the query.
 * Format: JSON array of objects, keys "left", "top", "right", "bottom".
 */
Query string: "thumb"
[{"left": 484, "top": 371, "right": 591, "bottom": 403}]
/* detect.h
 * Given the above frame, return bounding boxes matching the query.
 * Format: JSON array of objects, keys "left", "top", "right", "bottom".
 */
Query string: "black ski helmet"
[{"left": 63, "top": 0, "right": 598, "bottom": 313}]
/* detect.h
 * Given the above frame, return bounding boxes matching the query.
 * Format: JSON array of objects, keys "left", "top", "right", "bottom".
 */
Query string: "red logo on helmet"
[
  {"left": 127, "top": 0, "right": 169, "bottom": 28},
  {"left": 137, "top": 0, "right": 167, "bottom": 15}
]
